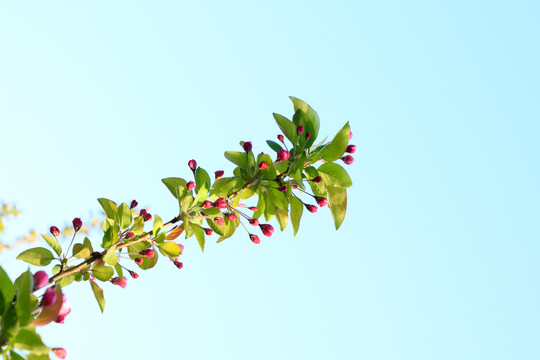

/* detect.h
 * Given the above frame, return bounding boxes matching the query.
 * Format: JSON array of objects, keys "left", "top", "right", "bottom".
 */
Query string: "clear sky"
[{"left": 1, "top": 1, "right": 539, "bottom": 359}]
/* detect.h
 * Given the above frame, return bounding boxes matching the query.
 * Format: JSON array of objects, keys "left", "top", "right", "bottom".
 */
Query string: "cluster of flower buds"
[{"left": 139, "top": 209, "right": 152, "bottom": 222}]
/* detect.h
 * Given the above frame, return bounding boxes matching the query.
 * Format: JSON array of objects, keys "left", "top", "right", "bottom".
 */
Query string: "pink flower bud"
[
  {"left": 259, "top": 224, "right": 274, "bottom": 237},
  {"left": 126, "top": 232, "right": 135, "bottom": 239},
  {"left": 227, "top": 213, "right": 237, "bottom": 222},
  {"left": 258, "top": 161, "right": 268, "bottom": 170},
  {"left": 315, "top": 197, "right": 328, "bottom": 207},
  {"left": 52, "top": 348, "right": 67, "bottom": 359},
  {"left": 111, "top": 277, "right": 127, "bottom": 288},
  {"left": 250, "top": 234, "right": 260, "bottom": 244},
  {"left": 297, "top": 125, "right": 304, "bottom": 135},
  {"left": 134, "top": 257, "right": 143, "bottom": 265},
  {"left": 277, "top": 134, "right": 284, "bottom": 142},
  {"left": 173, "top": 260, "right": 184, "bottom": 269},
  {"left": 276, "top": 149, "right": 290, "bottom": 162},
  {"left": 200, "top": 200, "right": 211, "bottom": 209},
  {"left": 130, "top": 199, "right": 138, "bottom": 209},
  {"left": 349, "top": 130, "right": 353, "bottom": 140},
  {"left": 204, "top": 228, "right": 213, "bottom": 236},
  {"left": 55, "top": 295, "right": 71, "bottom": 323},
  {"left": 346, "top": 144, "right": 356, "bottom": 154},
  {"left": 214, "top": 170, "right": 224, "bottom": 179},
  {"left": 243, "top": 141, "right": 252, "bottom": 152},
  {"left": 33, "top": 271, "right": 49, "bottom": 291},
  {"left": 140, "top": 249, "right": 154, "bottom": 258},
  {"left": 188, "top": 159, "right": 197, "bottom": 172},
  {"left": 129, "top": 270, "right": 139, "bottom": 279},
  {"left": 215, "top": 217, "right": 225, "bottom": 226},
  {"left": 306, "top": 132, "right": 311, "bottom": 140},
  {"left": 178, "top": 243, "right": 184, "bottom": 253},
  {"left": 50, "top": 226, "right": 60, "bottom": 238},
  {"left": 305, "top": 204, "right": 318, "bottom": 213},
  {"left": 72, "top": 218, "right": 82, "bottom": 232},
  {"left": 278, "top": 185, "right": 287, "bottom": 193},
  {"left": 213, "top": 197, "right": 227, "bottom": 209},
  {"left": 341, "top": 155, "right": 354, "bottom": 165},
  {"left": 187, "top": 181, "right": 195, "bottom": 191},
  {"left": 249, "top": 218, "right": 259, "bottom": 226},
  {"left": 312, "top": 176, "right": 322, "bottom": 183},
  {"left": 248, "top": 206, "right": 258, "bottom": 212},
  {"left": 42, "top": 286, "right": 57, "bottom": 307}
]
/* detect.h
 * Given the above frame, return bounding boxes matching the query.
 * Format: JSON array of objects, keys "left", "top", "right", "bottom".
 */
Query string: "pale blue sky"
[{"left": 1, "top": 1, "right": 539, "bottom": 359}]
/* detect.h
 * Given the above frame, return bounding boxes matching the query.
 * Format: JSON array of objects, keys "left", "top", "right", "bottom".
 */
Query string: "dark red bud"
[
  {"left": 249, "top": 218, "right": 259, "bottom": 226},
  {"left": 130, "top": 200, "right": 138, "bottom": 209},
  {"left": 277, "top": 134, "right": 284, "bottom": 142},
  {"left": 312, "top": 176, "right": 322, "bottom": 183},
  {"left": 204, "top": 228, "right": 213, "bottom": 236},
  {"left": 259, "top": 224, "right": 274, "bottom": 237},
  {"left": 33, "top": 271, "right": 49, "bottom": 291},
  {"left": 250, "top": 234, "right": 260, "bottom": 244},
  {"left": 243, "top": 141, "right": 252, "bottom": 152},
  {"left": 173, "top": 260, "right": 184, "bottom": 269},
  {"left": 188, "top": 159, "right": 197, "bottom": 172},
  {"left": 297, "top": 125, "right": 304, "bottom": 135},
  {"left": 215, "top": 170, "right": 224, "bottom": 179},
  {"left": 248, "top": 206, "right": 258, "bottom": 212},
  {"left": 42, "top": 286, "right": 57, "bottom": 307},
  {"left": 258, "top": 161, "right": 268, "bottom": 170},
  {"left": 278, "top": 185, "right": 287, "bottom": 193},
  {"left": 187, "top": 181, "right": 195, "bottom": 191},
  {"left": 315, "top": 197, "right": 328, "bottom": 207},
  {"left": 127, "top": 232, "right": 135, "bottom": 239},
  {"left": 341, "top": 155, "right": 354, "bottom": 165},
  {"left": 50, "top": 226, "right": 60, "bottom": 238},
  {"left": 72, "top": 218, "right": 82, "bottom": 232},
  {"left": 277, "top": 149, "right": 290, "bottom": 162},
  {"left": 129, "top": 270, "right": 139, "bottom": 279},
  {"left": 306, "top": 204, "right": 318, "bottom": 213},
  {"left": 346, "top": 145, "right": 356, "bottom": 154},
  {"left": 201, "top": 200, "right": 213, "bottom": 209},
  {"left": 140, "top": 249, "right": 154, "bottom": 258},
  {"left": 134, "top": 257, "right": 143, "bottom": 265},
  {"left": 306, "top": 132, "right": 311, "bottom": 140}
]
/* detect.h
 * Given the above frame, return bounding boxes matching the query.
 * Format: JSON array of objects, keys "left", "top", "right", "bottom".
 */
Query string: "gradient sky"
[{"left": 1, "top": 1, "right": 539, "bottom": 359}]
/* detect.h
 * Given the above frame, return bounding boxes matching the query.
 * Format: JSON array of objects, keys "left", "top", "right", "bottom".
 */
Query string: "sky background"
[{"left": 0, "top": 1, "right": 539, "bottom": 359}]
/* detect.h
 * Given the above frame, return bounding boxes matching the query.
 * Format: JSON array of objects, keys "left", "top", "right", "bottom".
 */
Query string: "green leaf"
[
  {"left": 155, "top": 232, "right": 166, "bottom": 244},
  {"left": 317, "top": 163, "right": 353, "bottom": 188},
  {"left": 97, "top": 198, "right": 118, "bottom": 220},
  {"left": 103, "top": 245, "right": 117, "bottom": 266},
  {"left": 290, "top": 196, "right": 303, "bottom": 236},
  {"left": 30, "top": 285, "right": 63, "bottom": 326},
  {"left": 158, "top": 242, "right": 182, "bottom": 258},
  {"left": 83, "top": 237, "right": 94, "bottom": 252},
  {"left": 269, "top": 188, "right": 289, "bottom": 211},
  {"left": 162, "top": 177, "right": 188, "bottom": 199},
  {"left": 92, "top": 265, "right": 114, "bottom": 282},
  {"left": 216, "top": 217, "right": 239, "bottom": 243},
  {"left": 252, "top": 191, "right": 265, "bottom": 219},
  {"left": 275, "top": 208, "right": 288, "bottom": 231},
  {"left": 318, "top": 122, "right": 350, "bottom": 162},
  {"left": 118, "top": 203, "right": 132, "bottom": 230},
  {"left": 266, "top": 140, "right": 283, "bottom": 152},
  {"left": 206, "top": 216, "right": 226, "bottom": 236},
  {"left": 26, "top": 353, "right": 50, "bottom": 360},
  {"left": 195, "top": 167, "right": 211, "bottom": 193},
  {"left": 72, "top": 243, "right": 91, "bottom": 259},
  {"left": 10, "top": 351, "right": 26, "bottom": 360},
  {"left": 224, "top": 151, "right": 247, "bottom": 168},
  {"left": 131, "top": 216, "right": 144, "bottom": 236},
  {"left": 114, "top": 264, "right": 123, "bottom": 282},
  {"left": 0, "top": 304, "right": 18, "bottom": 342},
  {"left": 209, "top": 177, "right": 240, "bottom": 198},
  {"left": 153, "top": 215, "right": 163, "bottom": 236},
  {"left": 41, "top": 234, "right": 61, "bottom": 257},
  {"left": 290, "top": 96, "right": 320, "bottom": 146},
  {"left": 327, "top": 186, "right": 347, "bottom": 229},
  {"left": 13, "top": 327, "right": 50, "bottom": 355},
  {"left": 192, "top": 226, "right": 205, "bottom": 252},
  {"left": 101, "top": 227, "right": 117, "bottom": 249},
  {"left": 57, "top": 274, "right": 75, "bottom": 288},
  {"left": 274, "top": 161, "right": 289, "bottom": 174},
  {"left": 16, "top": 248, "right": 55, "bottom": 266},
  {"left": 15, "top": 270, "right": 33, "bottom": 326},
  {"left": 128, "top": 243, "right": 158, "bottom": 270},
  {"left": 263, "top": 191, "right": 276, "bottom": 221},
  {"left": 0, "top": 266, "right": 15, "bottom": 315},
  {"left": 90, "top": 280, "right": 105, "bottom": 313},
  {"left": 256, "top": 153, "right": 277, "bottom": 179},
  {"left": 273, "top": 113, "right": 298, "bottom": 145}
]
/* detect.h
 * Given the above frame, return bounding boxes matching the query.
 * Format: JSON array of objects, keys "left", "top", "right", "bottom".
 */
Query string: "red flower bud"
[
  {"left": 315, "top": 197, "right": 328, "bottom": 207},
  {"left": 130, "top": 199, "right": 138, "bottom": 209},
  {"left": 173, "top": 260, "right": 183, "bottom": 269},
  {"left": 250, "top": 234, "right": 260, "bottom": 244},
  {"left": 215, "top": 170, "right": 224, "bottom": 179},
  {"left": 248, "top": 206, "right": 258, "bottom": 212},
  {"left": 126, "top": 232, "right": 135, "bottom": 239},
  {"left": 259, "top": 224, "right": 274, "bottom": 237},
  {"left": 213, "top": 197, "right": 227, "bottom": 209},
  {"left": 276, "top": 149, "right": 290, "bottom": 162},
  {"left": 341, "top": 155, "right": 354, "bottom": 165},
  {"left": 227, "top": 213, "right": 237, "bottom": 222},
  {"left": 134, "top": 257, "right": 143, "bottom": 265},
  {"left": 50, "top": 226, "right": 60, "bottom": 238},
  {"left": 111, "top": 277, "right": 127, "bottom": 288},
  {"left": 297, "top": 125, "right": 304, "bottom": 135},
  {"left": 258, "top": 161, "right": 268, "bottom": 170},
  {"left": 201, "top": 200, "right": 213, "bottom": 209},
  {"left": 278, "top": 185, "right": 287, "bottom": 193},
  {"left": 140, "top": 249, "right": 154, "bottom": 258},
  {"left": 72, "top": 218, "right": 82, "bottom": 232},
  {"left": 129, "top": 270, "right": 139, "bottom": 279},
  {"left": 306, "top": 132, "right": 311, "bottom": 140},
  {"left": 204, "top": 228, "right": 213, "bottom": 236},
  {"left": 188, "top": 159, "right": 197, "bottom": 172},
  {"left": 140, "top": 209, "right": 152, "bottom": 221},
  {"left": 215, "top": 217, "right": 225, "bottom": 226},
  {"left": 346, "top": 144, "right": 356, "bottom": 154},
  {"left": 305, "top": 204, "right": 318, "bottom": 213},
  {"left": 42, "top": 286, "right": 57, "bottom": 307},
  {"left": 249, "top": 218, "right": 259, "bottom": 226},
  {"left": 33, "top": 271, "right": 49, "bottom": 291},
  {"left": 187, "top": 181, "right": 195, "bottom": 191},
  {"left": 312, "top": 176, "right": 322, "bottom": 183},
  {"left": 243, "top": 141, "right": 252, "bottom": 152},
  {"left": 277, "top": 134, "right": 284, "bottom": 142},
  {"left": 52, "top": 348, "right": 67, "bottom": 359}
]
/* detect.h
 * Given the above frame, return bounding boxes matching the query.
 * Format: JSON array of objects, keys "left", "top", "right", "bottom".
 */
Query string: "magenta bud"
[
  {"left": 129, "top": 270, "right": 139, "bottom": 279},
  {"left": 215, "top": 217, "right": 225, "bottom": 226},
  {"left": 173, "top": 260, "right": 184, "bottom": 269},
  {"left": 227, "top": 213, "right": 237, "bottom": 222},
  {"left": 42, "top": 286, "right": 57, "bottom": 307},
  {"left": 276, "top": 149, "right": 290, "bottom": 162},
  {"left": 213, "top": 197, "right": 227, "bottom": 209},
  {"left": 140, "top": 249, "right": 154, "bottom": 258},
  {"left": 250, "top": 234, "right": 260, "bottom": 244},
  {"left": 215, "top": 170, "right": 224, "bottom": 179},
  {"left": 111, "top": 277, "right": 127, "bottom": 288},
  {"left": 188, "top": 159, "right": 197, "bottom": 172},
  {"left": 134, "top": 257, "right": 143, "bottom": 265},
  {"left": 178, "top": 243, "right": 184, "bottom": 253},
  {"left": 277, "top": 134, "right": 284, "bottom": 142},
  {"left": 259, "top": 224, "right": 274, "bottom": 237},
  {"left": 341, "top": 155, "right": 354, "bottom": 165},
  {"left": 33, "top": 271, "right": 49, "bottom": 291},
  {"left": 201, "top": 200, "right": 213, "bottom": 209},
  {"left": 258, "top": 161, "right": 268, "bottom": 170},
  {"left": 306, "top": 132, "right": 311, "bottom": 140},
  {"left": 243, "top": 141, "right": 252, "bottom": 153},
  {"left": 297, "top": 125, "right": 304, "bottom": 135},
  {"left": 349, "top": 130, "right": 353, "bottom": 140},
  {"left": 50, "top": 226, "right": 60, "bottom": 238},
  {"left": 127, "top": 232, "right": 135, "bottom": 239},
  {"left": 305, "top": 204, "right": 318, "bottom": 213},
  {"left": 56, "top": 295, "right": 71, "bottom": 319},
  {"left": 278, "top": 185, "right": 287, "bottom": 193},
  {"left": 204, "top": 228, "right": 213, "bottom": 236},
  {"left": 248, "top": 206, "right": 258, "bottom": 212},
  {"left": 249, "top": 218, "right": 259, "bottom": 226},
  {"left": 312, "top": 176, "right": 322, "bottom": 183},
  {"left": 187, "top": 181, "right": 195, "bottom": 191},
  {"left": 52, "top": 348, "right": 67, "bottom": 359},
  {"left": 72, "top": 218, "right": 82, "bottom": 232},
  {"left": 315, "top": 197, "right": 328, "bottom": 207},
  {"left": 130, "top": 199, "right": 138, "bottom": 209},
  {"left": 346, "top": 144, "right": 356, "bottom": 154}
]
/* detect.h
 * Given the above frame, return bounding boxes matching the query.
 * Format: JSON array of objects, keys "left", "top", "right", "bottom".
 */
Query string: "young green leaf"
[
  {"left": 195, "top": 167, "right": 211, "bottom": 193},
  {"left": 103, "top": 245, "right": 117, "bottom": 266},
  {"left": 0, "top": 266, "right": 15, "bottom": 315},
  {"left": 118, "top": 203, "right": 132, "bottom": 230},
  {"left": 327, "top": 186, "right": 347, "bottom": 229},
  {"left": 266, "top": 140, "right": 283, "bottom": 152},
  {"left": 318, "top": 122, "right": 350, "bottom": 162},
  {"left": 90, "top": 280, "right": 106, "bottom": 313},
  {"left": 15, "top": 270, "right": 33, "bottom": 326},
  {"left": 290, "top": 196, "right": 303, "bottom": 236},
  {"left": 273, "top": 113, "right": 298, "bottom": 145},
  {"left": 16, "top": 248, "right": 55, "bottom": 266},
  {"left": 192, "top": 225, "right": 205, "bottom": 252},
  {"left": 131, "top": 216, "right": 145, "bottom": 236},
  {"left": 158, "top": 242, "right": 182, "bottom": 258},
  {"left": 162, "top": 177, "right": 188, "bottom": 199},
  {"left": 318, "top": 162, "right": 353, "bottom": 188},
  {"left": 41, "top": 234, "right": 62, "bottom": 257},
  {"left": 72, "top": 243, "right": 91, "bottom": 259},
  {"left": 275, "top": 208, "right": 288, "bottom": 231},
  {"left": 13, "top": 328, "right": 51, "bottom": 355},
  {"left": 92, "top": 265, "right": 114, "bottom": 282},
  {"left": 97, "top": 198, "right": 118, "bottom": 220}
]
